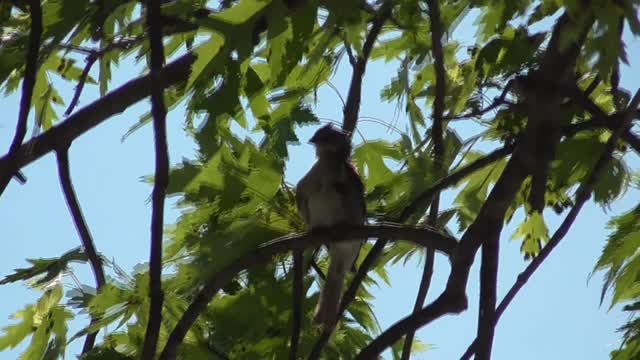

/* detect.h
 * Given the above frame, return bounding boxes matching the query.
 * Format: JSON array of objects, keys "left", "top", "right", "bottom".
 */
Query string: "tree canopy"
[{"left": 0, "top": 0, "right": 640, "bottom": 359}]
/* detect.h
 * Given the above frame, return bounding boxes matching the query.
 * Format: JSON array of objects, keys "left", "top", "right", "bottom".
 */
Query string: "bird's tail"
[{"left": 314, "top": 258, "right": 347, "bottom": 328}]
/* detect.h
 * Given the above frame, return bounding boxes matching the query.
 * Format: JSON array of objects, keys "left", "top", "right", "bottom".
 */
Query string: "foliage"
[{"left": 0, "top": 0, "right": 639, "bottom": 359}]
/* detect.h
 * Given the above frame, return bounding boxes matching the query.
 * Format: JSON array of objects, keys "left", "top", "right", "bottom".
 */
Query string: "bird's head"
[{"left": 309, "top": 124, "right": 351, "bottom": 159}]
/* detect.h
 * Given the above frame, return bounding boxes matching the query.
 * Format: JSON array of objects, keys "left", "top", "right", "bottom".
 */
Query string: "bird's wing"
[
  {"left": 344, "top": 161, "right": 366, "bottom": 221},
  {"left": 295, "top": 174, "right": 311, "bottom": 225},
  {"left": 341, "top": 161, "right": 366, "bottom": 272}
]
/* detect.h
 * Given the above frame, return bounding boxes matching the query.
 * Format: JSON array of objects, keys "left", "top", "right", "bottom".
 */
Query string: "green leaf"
[
  {"left": 186, "top": 34, "right": 226, "bottom": 90},
  {"left": 593, "top": 156, "right": 629, "bottom": 207},
  {"left": 454, "top": 151, "right": 508, "bottom": 231},
  {"left": 353, "top": 141, "right": 402, "bottom": 191},
  {"left": 0, "top": 247, "right": 87, "bottom": 286},
  {"left": 511, "top": 212, "right": 550, "bottom": 257}
]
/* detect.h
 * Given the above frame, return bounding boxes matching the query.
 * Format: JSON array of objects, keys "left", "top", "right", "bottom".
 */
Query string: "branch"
[
  {"left": 55, "top": 147, "right": 106, "bottom": 354},
  {"left": 356, "top": 291, "right": 462, "bottom": 359},
  {"left": 0, "top": 0, "right": 42, "bottom": 195},
  {"left": 401, "top": 0, "right": 446, "bottom": 357},
  {"left": 400, "top": 242, "right": 435, "bottom": 359},
  {"left": 342, "top": 1, "right": 393, "bottom": 135},
  {"left": 64, "top": 53, "right": 98, "bottom": 116},
  {"left": 460, "top": 88, "right": 640, "bottom": 360},
  {"left": 290, "top": 250, "right": 303, "bottom": 360},
  {"left": 562, "top": 83, "right": 640, "bottom": 155},
  {"left": 141, "top": 0, "right": 169, "bottom": 357},
  {"left": 0, "top": 53, "right": 196, "bottom": 187},
  {"left": 158, "top": 224, "right": 457, "bottom": 360}
]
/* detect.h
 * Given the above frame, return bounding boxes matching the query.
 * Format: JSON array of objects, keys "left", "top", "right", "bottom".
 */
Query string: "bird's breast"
[{"left": 307, "top": 186, "right": 348, "bottom": 227}]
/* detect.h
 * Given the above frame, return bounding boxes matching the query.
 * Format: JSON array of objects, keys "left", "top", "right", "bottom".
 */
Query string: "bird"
[{"left": 295, "top": 124, "right": 366, "bottom": 328}]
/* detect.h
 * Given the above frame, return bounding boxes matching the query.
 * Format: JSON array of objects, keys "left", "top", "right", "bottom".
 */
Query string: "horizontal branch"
[
  {"left": 0, "top": 52, "right": 196, "bottom": 178},
  {"left": 159, "top": 224, "right": 457, "bottom": 360}
]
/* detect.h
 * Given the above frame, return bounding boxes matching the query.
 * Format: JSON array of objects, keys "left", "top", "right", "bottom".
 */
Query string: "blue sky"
[{"left": 1, "top": 9, "right": 639, "bottom": 360}]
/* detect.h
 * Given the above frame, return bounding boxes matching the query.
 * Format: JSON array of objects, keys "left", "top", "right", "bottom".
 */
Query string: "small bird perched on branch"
[{"left": 295, "top": 124, "right": 366, "bottom": 328}]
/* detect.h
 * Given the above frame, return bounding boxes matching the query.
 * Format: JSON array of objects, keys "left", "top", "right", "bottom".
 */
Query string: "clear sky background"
[{"left": 1, "top": 9, "right": 639, "bottom": 360}]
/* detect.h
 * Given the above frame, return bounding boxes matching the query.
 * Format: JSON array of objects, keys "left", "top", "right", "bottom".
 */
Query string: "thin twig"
[
  {"left": 64, "top": 39, "right": 137, "bottom": 116},
  {"left": 141, "top": 0, "right": 170, "bottom": 358},
  {"left": 460, "top": 88, "right": 640, "bottom": 360},
  {"left": 64, "top": 53, "right": 99, "bottom": 116},
  {"left": 401, "top": 0, "right": 446, "bottom": 357},
  {"left": 0, "top": 0, "right": 42, "bottom": 196},
  {"left": 159, "top": 224, "right": 457, "bottom": 360},
  {"left": 55, "top": 147, "right": 106, "bottom": 354},
  {"left": 290, "top": 250, "right": 304, "bottom": 360},
  {"left": 443, "top": 81, "right": 513, "bottom": 121}
]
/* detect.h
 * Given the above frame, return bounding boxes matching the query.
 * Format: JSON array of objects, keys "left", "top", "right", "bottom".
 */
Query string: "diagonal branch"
[
  {"left": 0, "top": 0, "right": 42, "bottom": 195},
  {"left": 401, "top": 0, "right": 446, "bottom": 357},
  {"left": 342, "top": 0, "right": 393, "bottom": 136},
  {"left": 159, "top": 224, "right": 457, "bottom": 360},
  {"left": 64, "top": 52, "right": 98, "bottom": 116},
  {"left": 141, "top": 0, "right": 170, "bottom": 358},
  {"left": 0, "top": 53, "right": 195, "bottom": 184},
  {"left": 460, "top": 88, "right": 640, "bottom": 360},
  {"left": 55, "top": 147, "right": 106, "bottom": 354}
]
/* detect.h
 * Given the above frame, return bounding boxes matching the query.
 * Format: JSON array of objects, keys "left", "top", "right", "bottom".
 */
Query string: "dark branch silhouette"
[
  {"left": 159, "top": 224, "right": 457, "bottom": 360},
  {"left": 460, "top": 88, "right": 640, "bottom": 360},
  {"left": 401, "top": 0, "right": 446, "bottom": 357},
  {"left": 0, "top": 53, "right": 196, "bottom": 188},
  {"left": 0, "top": 0, "right": 42, "bottom": 195},
  {"left": 141, "top": 0, "right": 170, "bottom": 357},
  {"left": 55, "top": 147, "right": 106, "bottom": 354},
  {"left": 358, "top": 9, "right": 597, "bottom": 358}
]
